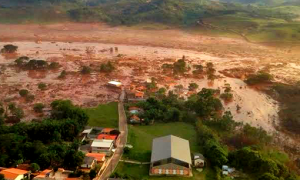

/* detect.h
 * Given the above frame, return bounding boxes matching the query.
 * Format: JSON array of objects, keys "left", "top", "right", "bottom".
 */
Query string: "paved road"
[{"left": 98, "top": 90, "right": 128, "bottom": 180}]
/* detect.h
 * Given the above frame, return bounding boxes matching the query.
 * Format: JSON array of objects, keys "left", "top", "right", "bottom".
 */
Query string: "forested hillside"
[{"left": 0, "top": 0, "right": 299, "bottom": 43}]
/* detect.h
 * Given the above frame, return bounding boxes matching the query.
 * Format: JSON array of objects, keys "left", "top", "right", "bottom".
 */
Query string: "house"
[
  {"left": 97, "top": 134, "right": 118, "bottom": 142},
  {"left": 128, "top": 107, "right": 142, "bottom": 114},
  {"left": 192, "top": 153, "right": 205, "bottom": 168},
  {"left": 81, "top": 128, "right": 93, "bottom": 141},
  {"left": 150, "top": 135, "right": 192, "bottom": 176},
  {"left": 135, "top": 91, "right": 144, "bottom": 99},
  {"left": 101, "top": 128, "right": 114, "bottom": 135},
  {"left": 34, "top": 169, "right": 53, "bottom": 180},
  {"left": 86, "top": 153, "right": 106, "bottom": 163},
  {"left": 0, "top": 168, "right": 29, "bottom": 180},
  {"left": 81, "top": 156, "right": 97, "bottom": 170},
  {"left": 91, "top": 139, "right": 114, "bottom": 156},
  {"left": 129, "top": 115, "right": 141, "bottom": 124}
]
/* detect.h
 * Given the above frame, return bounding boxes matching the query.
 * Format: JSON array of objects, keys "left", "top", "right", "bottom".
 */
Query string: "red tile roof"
[
  {"left": 35, "top": 169, "right": 52, "bottom": 178},
  {"left": 0, "top": 168, "right": 28, "bottom": 180},
  {"left": 97, "top": 134, "right": 117, "bottom": 140},
  {"left": 86, "top": 153, "right": 106, "bottom": 162}
]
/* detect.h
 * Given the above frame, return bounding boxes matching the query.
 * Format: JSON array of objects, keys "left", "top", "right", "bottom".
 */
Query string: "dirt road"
[{"left": 99, "top": 90, "right": 127, "bottom": 180}]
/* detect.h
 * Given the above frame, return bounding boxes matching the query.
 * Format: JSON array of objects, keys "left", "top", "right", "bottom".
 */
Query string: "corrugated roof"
[
  {"left": 86, "top": 153, "right": 106, "bottom": 162},
  {"left": 151, "top": 135, "right": 192, "bottom": 164},
  {"left": 91, "top": 139, "right": 113, "bottom": 148}
]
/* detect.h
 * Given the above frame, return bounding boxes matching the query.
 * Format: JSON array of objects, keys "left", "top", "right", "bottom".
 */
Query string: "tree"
[
  {"left": 173, "top": 59, "right": 186, "bottom": 74},
  {"left": 58, "top": 70, "right": 67, "bottom": 79},
  {"left": 89, "top": 169, "right": 97, "bottom": 179},
  {"left": 15, "top": 56, "right": 29, "bottom": 66},
  {"left": 1, "top": 44, "right": 18, "bottom": 53},
  {"left": 19, "top": 89, "right": 29, "bottom": 97},
  {"left": 8, "top": 103, "right": 16, "bottom": 112},
  {"left": 12, "top": 108, "right": 24, "bottom": 119},
  {"left": 30, "top": 163, "right": 40, "bottom": 173},
  {"left": 49, "top": 62, "right": 60, "bottom": 69},
  {"left": 81, "top": 66, "right": 91, "bottom": 74},
  {"left": 100, "top": 61, "right": 115, "bottom": 73},
  {"left": 33, "top": 103, "right": 45, "bottom": 113},
  {"left": 189, "top": 83, "right": 198, "bottom": 91},
  {"left": 204, "top": 139, "right": 228, "bottom": 167},
  {"left": 258, "top": 173, "right": 279, "bottom": 180},
  {"left": 38, "top": 83, "right": 47, "bottom": 90}
]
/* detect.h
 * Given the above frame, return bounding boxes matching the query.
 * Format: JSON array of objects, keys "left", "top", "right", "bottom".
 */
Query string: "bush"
[
  {"left": 1, "top": 44, "right": 18, "bottom": 53},
  {"left": 49, "top": 62, "right": 60, "bottom": 69},
  {"left": 220, "top": 93, "right": 233, "bottom": 101},
  {"left": 38, "top": 83, "right": 47, "bottom": 90},
  {"left": 81, "top": 66, "right": 91, "bottom": 74},
  {"left": 34, "top": 103, "right": 45, "bottom": 113},
  {"left": 100, "top": 61, "right": 115, "bottom": 73},
  {"left": 30, "top": 163, "right": 40, "bottom": 173},
  {"left": 19, "top": 89, "right": 29, "bottom": 97},
  {"left": 58, "top": 70, "right": 67, "bottom": 79},
  {"left": 245, "top": 72, "right": 273, "bottom": 85}
]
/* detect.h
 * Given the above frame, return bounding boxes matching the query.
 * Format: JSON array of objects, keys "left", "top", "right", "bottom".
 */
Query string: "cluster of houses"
[
  {"left": 79, "top": 127, "right": 120, "bottom": 172},
  {"left": 0, "top": 167, "right": 75, "bottom": 180},
  {"left": 0, "top": 127, "right": 120, "bottom": 180}
]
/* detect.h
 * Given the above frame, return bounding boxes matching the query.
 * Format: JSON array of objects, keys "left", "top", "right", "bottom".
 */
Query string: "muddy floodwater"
[{"left": 0, "top": 41, "right": 283, "bottom": 133}]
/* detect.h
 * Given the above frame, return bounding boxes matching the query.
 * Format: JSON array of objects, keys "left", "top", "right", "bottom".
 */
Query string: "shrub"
[
  {"left": 38, "top": 83, "right": 47, "bottom": 90},
  {"left": 49, "top": 62, "right": 60, "bottom": 69},
  {"left": 245, "top": 72, "right": 273, "bottom": 85},
  {"left": 1, "top": 44, "right": 18, "bottom": 53},
  {"left": 30, "top": 163, "right": 40, "bottom": 173},
  {"left": 34, "top": 103, "right": 45, "bottom": 113},
  {"left": 19, "top": 89, "right": 29, "bottom": 97},
  {"left": 58, "top": 70, "right": 67, "bottom": 79},
  {"left": 81, "top": 66, "right": 91, "bottom": 74}
]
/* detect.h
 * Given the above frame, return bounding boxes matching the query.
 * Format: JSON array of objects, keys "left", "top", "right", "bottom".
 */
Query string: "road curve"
[{"left": 98, "top": 90, "right": 128, "bottom": 180}]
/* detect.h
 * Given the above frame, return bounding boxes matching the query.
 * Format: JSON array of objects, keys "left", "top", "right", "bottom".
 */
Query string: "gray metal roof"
[{"left": 151, "top": 135, "right": 192, "bottom": 164}]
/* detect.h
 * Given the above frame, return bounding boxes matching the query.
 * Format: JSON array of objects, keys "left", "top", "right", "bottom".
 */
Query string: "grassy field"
[
  {"left": 114, "top": 162, "right": 215, "bottom": 180},
  {"left": 124, "top": 122, "right": 199, "bottom": 162},
  {"left": 84, "top": 102, "right": 119, "bottom": 128}
]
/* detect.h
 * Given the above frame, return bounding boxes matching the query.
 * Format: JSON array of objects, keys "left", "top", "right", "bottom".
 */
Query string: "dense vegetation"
[
  {"left": 0, "top": 100, "right": 88, "bottom": 170},
  {"left": 0, "top": 0, "right": 299, "bottom": 43}
]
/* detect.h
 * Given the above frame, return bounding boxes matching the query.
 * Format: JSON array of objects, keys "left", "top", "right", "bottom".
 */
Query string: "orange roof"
[
  {"left": 131, "top": 115, "right": 140, "bottom": 121},
  {"left": 135, "top": 91, "right": 144, "bottom": 97},
  {"left": 86, "top": 153, "right": 106, "bottom": 162},
  {"left": 35, "top": 169, "right": 52, "bottom": 178},
  {"left": 97, "top": 134, "right": 117, "bottom": 140},
  {"left": 101, "top": 128, "right": 114, "bottom": 133},
  {"left": 1, "top": 168, "right": 28, "bottom": 180},
  {"left": 0, "top": 171, "right": 20, "bottom": 180}
]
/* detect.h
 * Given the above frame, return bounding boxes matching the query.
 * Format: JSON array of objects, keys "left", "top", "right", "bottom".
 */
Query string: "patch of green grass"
[
  {"left": 113, "top": 162, "right": 213, "bottom": 180},
  {"left": 84, "top": 102, "right": 119, "bottom": 128},
  {"left": 124, "top": 122, "right": 199, "bottom": 162}
]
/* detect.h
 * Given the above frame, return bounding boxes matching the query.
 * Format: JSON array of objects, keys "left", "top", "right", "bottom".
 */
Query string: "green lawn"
[
  {"left": 124, "top": 122, "right": 199, "bottom": 162},
  {"left": 113, "top": 162, "right": 215, "bottom": 180},
  {"left": 84, "top": 102, "right": 119, "bottom": 128}
]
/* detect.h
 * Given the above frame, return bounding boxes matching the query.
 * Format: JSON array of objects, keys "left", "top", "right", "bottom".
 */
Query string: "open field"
[
  {"left": 84, "top": 102, "right": 119, "bottom": 128},
  {"left": 124, "top": 122, "right": 199, "bottom": 162}
]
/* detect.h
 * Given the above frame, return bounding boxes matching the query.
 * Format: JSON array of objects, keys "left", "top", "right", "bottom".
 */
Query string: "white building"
[{"left": 91, "top": 139, "right": 114, "bottom": 156}]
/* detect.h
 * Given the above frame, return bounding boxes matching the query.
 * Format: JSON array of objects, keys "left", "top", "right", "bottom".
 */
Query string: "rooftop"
[
  {"left": 151, "top": 135, "right": 192, "bottom": 164},
  {"left": 0, "top": 168, "right": 28, "bottom": 180},
  {"left": 97, "top": 134, "right": 117, "bottom": 140},
  {"left": 91, "top": 139, "right": 114, "bottom": 148},
  {"left": 86, "top": 153, "right": 106, "bottom": 162}
]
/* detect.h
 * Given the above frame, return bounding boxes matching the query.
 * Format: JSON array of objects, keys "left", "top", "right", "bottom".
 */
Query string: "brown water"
[{"left": 0, "top": 41, "right": 286, "bottom": 133}]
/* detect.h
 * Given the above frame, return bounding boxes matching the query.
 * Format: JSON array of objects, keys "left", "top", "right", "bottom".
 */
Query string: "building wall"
[
  {"left": 15, "top": 174, "right": 25, "bottom": 180},
  {"left": 150, "top": 163, "right": 191, "bottom": 176}
]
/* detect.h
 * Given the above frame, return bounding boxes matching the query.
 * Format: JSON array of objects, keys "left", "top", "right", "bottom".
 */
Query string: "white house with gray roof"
[{"left": 150, "top": 135, "right": 192, "bottom": 176}]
